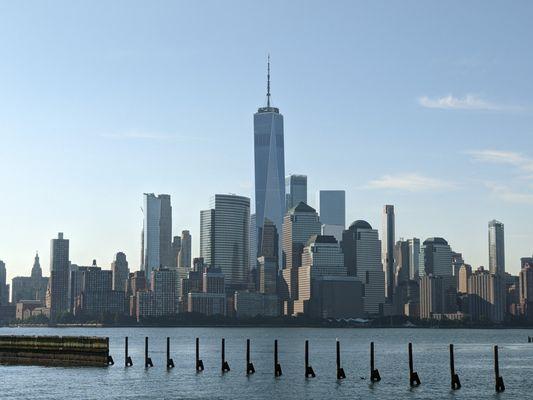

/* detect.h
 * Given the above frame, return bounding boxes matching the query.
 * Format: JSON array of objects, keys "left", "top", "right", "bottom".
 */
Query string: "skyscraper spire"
[{"left": 267, "top": 54, "right": 271, "bottom": 108}]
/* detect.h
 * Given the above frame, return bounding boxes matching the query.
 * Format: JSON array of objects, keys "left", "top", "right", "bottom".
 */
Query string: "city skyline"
[{"left": 1, "top": 2, "right": 533, "bottom": 281}]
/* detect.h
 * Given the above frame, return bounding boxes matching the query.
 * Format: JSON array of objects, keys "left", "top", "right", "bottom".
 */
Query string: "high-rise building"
[
  {"left": 11, "top": 253, "right": 49, "bottom": 304},
  {"left": 172, "top": 235, "right": 181, "bottom": 269},
  {"left": 317, "top": 190, "right": 345, "bottom": 242},
  {"left": 280, "top": 202, "right": 321, "bottom": 307},
  {"left": 200, "top": 194, "right": 250, "bottom": 289},
  {"left": 451, "top": 252, "right": 464, "bottom": 276},
  {"left": 341, "top": 220, "right": 385, "bottom": 315},
  {"left": 458, "top": 264, "right": 472, "bottom": 294},
  {"left": 178, "top": 230, "right": 192, "bottom": 269},
  {"left": 111, "top": 252, "right": 129, "bottom": 292},
  {"left": 141, "top": 193, "right": 172, "bottom": 281},
  {"left": 294, "top": 235, "right": 363, "bottom": 318},
  {"left": 382, "top": 205, "right": 395, "bottom": 302},
  {"left": 408, "top": 238, "right": 420, "bottom": 280},
  {"left": 49, "top": 232, "right": 70, "bottom": 318},
  {"left": 488, "top": 220, "right": 505, "bottom": 277},
  {"left": 285, "top": 174, "right": 307, "bottom": 211},
  {"left": 0, "top": 260, "right": 9, "bottom": 306},
  {"left": 392, "top": 240, "right": 410, "bottom": 314},
  {"left": 519, "top": 262, "right": 533, "bottom": 318},
  {"left": 419, "top": 238, "right": 452, "bottom": 277},
  {"left": 254, "top": 58, "right": 285, "bottom": 269},
  {"left": 468, "top": 267, "right": 504, "bottom": 322}
]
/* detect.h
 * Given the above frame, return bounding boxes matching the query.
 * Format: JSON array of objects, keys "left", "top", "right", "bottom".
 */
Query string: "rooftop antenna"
[{"left": 267, "top": 54, "right": 271, "bottom": 108}]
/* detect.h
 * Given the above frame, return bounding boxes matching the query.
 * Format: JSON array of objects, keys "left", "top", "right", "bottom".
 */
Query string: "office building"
[
  {"left": 468, "top": 267, "right": 504, "bottom": 323},
  {"left": 254, "top": 58, "right": 285, "bottom": 269},
  {"left": 488, "top": 220, "right": 505, "bottom": 276},
  {"left": 280, "top": 202, "right": 321, "bottom": 308},
  {"left": 519, "top": 262, "right": 533, "bottom": 318},
  {"left": 458, "top": 264, "right": 472, "bottom": 294},
  {"left": 419, "top": 238, "right": 452, "bottom": 277},
  {"left": 285, "top": 174, "right": 307, "bottom": 210},
  {"left": 317, "top": 190, "right": 345, "bottom": 242},
  {"left": 178, "top": 230, "right": 191, "bottom": 269},
  {"left": 234, "top": 291, "right": 279, "bottom": 317},
  {"left": 381, "top": 205, "right": 395, "bottom": 302},
  {"left": 172, "top": 235, "right": 181, "bottom": 269},
  {"left": 111, "top": 252, "right": 129, "bottom": 292},
  {"left": 141, "top": 193, "right": 172, "bottom": 281},
  {"left": 341, "top": 220, "right": 385, "bottom": 315},
  {"left": 419, "top": 275, "right": 457, "bottom": 319},
  {"left": 200, "top": 194, "right": 250, "bottom": 289},
  {"left": 49, "top": 232, "right": 70, "bottom": 318},
  {"left": 0, "top": 260, "right": 8, "bottom": 306},
  {"left": 451, "top": 252, "right": 464, "bottom": 276},
  {"left": 11, "top": 253, "right": 49, "bottom": 303},
  {"left": 408, "top": 238, "right": 420, "bottom": 280}
]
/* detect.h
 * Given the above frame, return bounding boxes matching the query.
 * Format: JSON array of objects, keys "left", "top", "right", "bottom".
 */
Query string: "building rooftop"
[
  {"left": 288, "top": 201, "right": 316, "bottom": 214},
  {"left": 348, "top": 220, "right": 372, "bottom": 230}
]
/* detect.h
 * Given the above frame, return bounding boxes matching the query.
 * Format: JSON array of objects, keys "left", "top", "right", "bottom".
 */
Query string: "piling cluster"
[{"left": 124, "top": 336, "right": 508, "bottom": 393}]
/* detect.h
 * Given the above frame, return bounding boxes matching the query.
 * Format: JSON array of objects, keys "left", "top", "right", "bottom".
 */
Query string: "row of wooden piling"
[{"left": 122, "top": 337, "right": 507, "bottom": 392}]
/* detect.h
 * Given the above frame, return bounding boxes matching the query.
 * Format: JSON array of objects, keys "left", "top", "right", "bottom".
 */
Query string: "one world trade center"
[{"left": 253, "top": 57, "right": 285, "bottom": 264}]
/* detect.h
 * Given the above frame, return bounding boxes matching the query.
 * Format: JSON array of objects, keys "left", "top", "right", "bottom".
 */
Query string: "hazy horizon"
[{"left": 1, "top": 1, "right": 532, "bottom": 281}]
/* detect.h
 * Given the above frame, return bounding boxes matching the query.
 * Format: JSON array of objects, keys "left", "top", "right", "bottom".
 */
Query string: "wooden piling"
[
  {"left": 221, "top": 338, "right": 230, "bottom": 373},
  {"left": 195, "top": 337, "right": 204, "bottom": 372},
  {"left": 305, "top": 340, "right": 316, "bottom": 378},
  {"left": 246, "top": 339, "right": 255, "bottom": 375},
  {"left": 494, "top": 345, "right": 505, "bottom": 392},
  {"left": 144, "top": 337, "right": 153, "bottom": 368},
  {"left": 274, "top": 339, "right": 282, "bottom": 377},
  {"left": 408, "top": 342, "right": 420, "bottom": 387},
  {"left": 125, "top": 337, "right": 133, "bottom": 367},
  {"left": 336, "top": 340, "right": 346, "bottom": 380},
  {"left": 166, "top": 337, "right": 174, "bottom": 369},
  {"left": 370, "top": 341, "right": 381, "bottom": 382},
  {"left": 449, "top": 344, "right": 461, "bottom": 390}
]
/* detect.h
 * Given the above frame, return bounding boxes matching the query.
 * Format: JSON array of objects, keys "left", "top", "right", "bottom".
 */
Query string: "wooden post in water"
[
  {"left": 124, "top": 337, "right": 133, "bottom": 367},
  {"left": 221, "top": 338, "right": 230, "bottom": 373},
  {"left": 274, "top": 339, "right": 282, "bottom": 377},
  {"left": 246, "top": 339, "right": 255, "bottom": 375},
  {"left": 305, "top": 340, "right": 316, "bottom": 378},
  {"left": 144, "top": 337, "right": 153, "bottom": 368},
  {"left": 408, "top": 342, "right": 420, "bottom": 387},
  {"left": 449, "top": 344, "right": 461, "bottom": 390},
  {"left": 166, "top": 337, "right": 174, "bottom": 369},
  {"left": 494, "top": 345, "right": 505, "bottom": 392},
  {"left": 370, "top": 341, "right": 381, "bottom": 382},
  {"left": 195, "top": 338, "right": 204, "bottom": 372},
  {"left": 336, "top": 340, "right": 346, "bottom": 379}
]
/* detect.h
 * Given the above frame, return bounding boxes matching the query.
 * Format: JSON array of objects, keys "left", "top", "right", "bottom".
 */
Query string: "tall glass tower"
[
  {"left": 254, "top": 57, "right": 285, "bottom": 261},
  {"left": 488, "top": 219, "right": 505, "bottom": 276}
]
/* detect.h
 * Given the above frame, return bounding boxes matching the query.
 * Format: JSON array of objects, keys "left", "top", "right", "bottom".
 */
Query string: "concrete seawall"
[{"left": 0, "top": 335, "right": 112, "bottom": 367}]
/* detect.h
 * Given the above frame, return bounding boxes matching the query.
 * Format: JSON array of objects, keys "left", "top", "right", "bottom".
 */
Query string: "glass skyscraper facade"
[
  {"left": 200, "top": 194, "right": 250, "bottom": 289},
  {"left": 254, "top": 61, "right": 285, "bottom": 265},
  {"left": 489, "top": 219, "right": 505, "bottom": 276},
  {"left": 285, "top": 174, "right": 307, "bottom": 211},
  {"left": 141, "top": 193, "right": 172, "bottom": 282}
]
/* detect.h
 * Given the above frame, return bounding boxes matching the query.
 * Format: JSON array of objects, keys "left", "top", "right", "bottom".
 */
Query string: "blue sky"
[{"left": 1, "top": 1, "right": 532, "bottom": 280}]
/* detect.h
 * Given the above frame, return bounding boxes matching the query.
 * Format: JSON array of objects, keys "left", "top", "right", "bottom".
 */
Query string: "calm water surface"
[{"left": 1, "top": 327, "right": 532, "bottom": 399}]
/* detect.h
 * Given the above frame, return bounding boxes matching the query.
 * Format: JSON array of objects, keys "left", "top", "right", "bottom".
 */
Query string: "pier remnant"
[
  {"left": 166, "top": 337, "right": 175, "bottom": 369},
  {"left": 0, "top": 335, "right": 112, "bottom": 367},
  {"left": 195, "top": 337, "right": 204, "bottom": 372},
  {"left": 449, "top": 344, "right": 461, "bottom": 390},
  {"left": 494, "top": 345, "right": 505, "bottom": 392},
  {"left": 408, "top": 342, "right": 420, "bottom": 387},
  {"left": 336, "top": 340, "right": 346, "bottom": 379},
  {"left": 274, "top": 339, "right": 282, "bottom": 377},
  {"left": 221, "top": 338, "right": 230, "bottom": 373},
  {"left": 370, "top": 341, "right": 381, "bottom": 382},
  {"left": 124, "top": 337, "right": 133, "bottom": 367},
  {"left": 246, "top": 339, "right": 255, "bottom": 375},
  {"left": 305, "top": 340, "right": 316, "bottom": 378},
  {"left": 145, "top": 337, "right": 153, "bottom": 368}
]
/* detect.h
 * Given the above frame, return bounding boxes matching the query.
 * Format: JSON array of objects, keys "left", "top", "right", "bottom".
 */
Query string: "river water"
[{"left": 1, "top": 327, "right": 532, "bottom": 399}]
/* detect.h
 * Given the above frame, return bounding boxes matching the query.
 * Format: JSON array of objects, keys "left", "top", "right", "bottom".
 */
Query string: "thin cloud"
[
  {"left": 467, "top": 149, "right": 533, "bottom": 173},
  {"left": 365, "top": 173, "right": 456, "bottom": 192},
  {"left": 486, "top": 182, "right": 533, "bottom": 205},
  {"left": 418, "top": 94, "right": 519, "bottom": 111}
]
